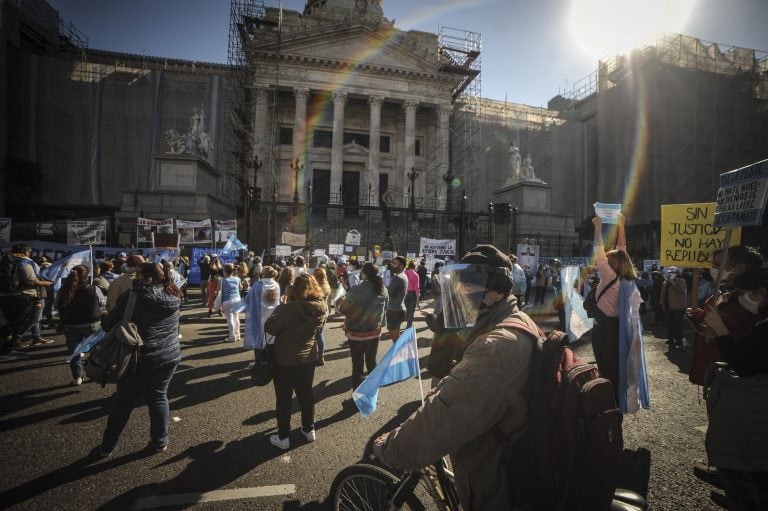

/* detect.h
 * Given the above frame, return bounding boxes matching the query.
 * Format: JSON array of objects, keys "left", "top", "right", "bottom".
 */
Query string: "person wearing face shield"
[
  {"left": 701, "top": 267, "right": 768, "bottom": 510},
  {"left": 660, "top": 267, "right": 687, "bottom": 349},
  {"left": 374, "top": 245, "right": 540, "bottom": 510}
]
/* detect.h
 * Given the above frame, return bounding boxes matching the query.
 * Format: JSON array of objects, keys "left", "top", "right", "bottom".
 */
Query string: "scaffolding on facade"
[
  {"left": 438, "top": 26, "right": 483, "bottom": 212},
  {"left": 224, "top": 0, "right": 267, "bottom": 216},
  {"left": 562, "top": 33, "right": 768, "bottom": 103}
]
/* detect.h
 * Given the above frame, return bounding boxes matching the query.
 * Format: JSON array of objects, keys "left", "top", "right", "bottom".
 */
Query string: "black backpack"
[
  {"left": 498, "top": 318, "right": 622, "bottom": 511},
  {"left": 0, "top": 255, "right": 22, "bottom": 294},
  {"left": 583, "top": 276, "right": 618, "bottom": 318}
]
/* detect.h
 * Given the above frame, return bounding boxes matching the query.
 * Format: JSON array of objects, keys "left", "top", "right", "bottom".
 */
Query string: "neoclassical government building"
[{"left": 3, "top": 0, "right": 767, "bottom": 255}]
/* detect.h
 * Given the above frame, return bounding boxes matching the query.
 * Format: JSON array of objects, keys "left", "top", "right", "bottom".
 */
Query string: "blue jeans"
[
  {"left": 100, "top": 362, "right": 178, "bottom": 452},
  {"left": 28, "top": 300, "right": 44, "bottom": 340},
  {"left": 315, "top": 318, "right": 327, "bottom": 356},
  {"left": 64, "top": 324, "right": 100, "bottom": 379}
]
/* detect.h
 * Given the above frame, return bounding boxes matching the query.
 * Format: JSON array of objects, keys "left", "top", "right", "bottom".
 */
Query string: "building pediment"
[
  {"left": 343, "top": 141, "right": 369, "bottom": 156},
  {"left": 248, "top": 22, "right": 439, "bottom": 76}
]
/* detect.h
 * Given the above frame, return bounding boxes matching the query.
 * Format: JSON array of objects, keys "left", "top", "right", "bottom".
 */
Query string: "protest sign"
[
  {"left": 138, "top": 218, "right": 174, "bottom": 243},
  {"left": 0, "top": 218, "right": 11, "bottom": 242},
  {"left": 214, "top": 219, "right": 238, "bottom": 242},
  {"left": 643, "top": 260, "right": 661, "bottom": 272},
  {"left": 275, "top": 245, "right": 291, "bottom": 256},
  {"left": 176, "top": 219, "right": 211, "bottom": 244},
  {"left": 660, "top": 203, "right": 741, "bottom": 268},
  {"left": 345, "top": 230, "right": 361, "bottom": 246},
  {"left": 594, "top": 202, "right": 622, "bottom": 224},
  {"left": 187, "top": 248, "right": 238, "bottom": 285},
  {"left": 714, "top": 158, "right": 768, "bottom": 227},
  {"left": 313, "top": 248, "right": 326, "bottom": 256},
  {"left": 516, "top": 243, "right": 539, "bottom": 270},
  {"left": 281, "top": 231, "right": 306, "bottom": 247},
  {"left": 67, "top": 220, "right": 106, "bottom": 246},
  {"left": 35, "top": 222, "right": 54, "bottom": 236},
  {"left": 419, "top": 238, "right": 456, "bottom": 257},
  {"left": 328, "top": 244, "right": 344, "bottom": 255}
]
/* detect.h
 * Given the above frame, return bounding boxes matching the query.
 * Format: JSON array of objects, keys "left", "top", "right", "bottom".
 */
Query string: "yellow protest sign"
[{"left": 660, "top": 203, "right": 741, "bottom": 268}]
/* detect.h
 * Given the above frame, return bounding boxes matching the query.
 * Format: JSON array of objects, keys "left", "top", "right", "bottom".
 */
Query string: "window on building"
[
  {"left": 313, "top": 129, "right": 332, "bottom": 148},
  {"left": 279, "top": 127, "right": 293, "bottom": 145},
  {"left": 415, "top": 138, "right": 423, "bottom": 156},
  {"left": 380, "top": 135, "right": 391, "bottom": 153}
]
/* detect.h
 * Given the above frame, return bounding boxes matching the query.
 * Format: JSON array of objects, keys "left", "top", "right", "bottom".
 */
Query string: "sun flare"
[{"left": 569, "top": 0, "right": 696, "bottom": 60}]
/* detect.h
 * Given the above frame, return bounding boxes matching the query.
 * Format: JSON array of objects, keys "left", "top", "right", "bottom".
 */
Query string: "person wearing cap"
[
  {"left": 374, "top": 245, "right": 540, "bottom": 510},
  {"left": 106, "top": 254, "right": 146, "bottom": 310},
  {"left": 660, "top": 266, "right": 687, "bottom": 349}
]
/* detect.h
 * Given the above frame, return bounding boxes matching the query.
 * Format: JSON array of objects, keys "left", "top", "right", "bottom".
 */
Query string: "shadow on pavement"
[
  {"left": 664, "top": 345, "right": 692, "bottom": 375},
  {"left": 0, "top": 393, "right": 109, "bottom": 432},
  {"left": 95, "top": 436, "right": 295, "bottom": 510}
]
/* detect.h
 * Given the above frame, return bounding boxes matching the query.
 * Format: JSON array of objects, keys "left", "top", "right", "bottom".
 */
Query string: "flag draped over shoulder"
[
  {"left": 353, "top": 327, "right": 420, "bottom": 417},
  {"left": 561, "top": 265, "right": 594, "bottom": 342},
  {"left": 618, "top": 280, "right": 650, "bottom": 413},
  {"left": 221, "top": 235, "right": 247, "bottom": 254},
  {"left": 41, "top": 249, "right": 92, "bottom": 291}
]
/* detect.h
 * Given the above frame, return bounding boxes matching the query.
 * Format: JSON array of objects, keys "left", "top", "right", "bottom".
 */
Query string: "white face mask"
[{"left": 738, "top": 292, "right": 761, "bottom": 315}]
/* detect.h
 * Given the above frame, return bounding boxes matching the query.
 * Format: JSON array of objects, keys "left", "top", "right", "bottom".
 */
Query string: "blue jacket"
[{"left": 102, "top": 283, "right": 181, "bottom": 369}]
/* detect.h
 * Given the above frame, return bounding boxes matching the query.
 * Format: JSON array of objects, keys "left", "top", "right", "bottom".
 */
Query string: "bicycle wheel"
[{"left": 330, "top": 463, "right": 425, "bottom": 511}]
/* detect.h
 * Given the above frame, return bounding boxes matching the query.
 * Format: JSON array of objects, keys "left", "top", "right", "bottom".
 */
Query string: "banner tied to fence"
[
  {"left": 176, "top": 219, "right": 212, "bottom": 244},
  {"left": 67, "top": 220, "right": 106, "bottom": 246},
  {"left": 419, "top": 238, "right": 456, "bottom": 256},
  {"left": 137, "top": 218, "right": 174, "bottom": 243}
]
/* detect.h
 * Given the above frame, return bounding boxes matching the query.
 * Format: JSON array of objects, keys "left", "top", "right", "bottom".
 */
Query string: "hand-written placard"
[
  {"left": 660, "top": 203, "right": 741, "bottom": 268},
  {"left": 714, "top": 158, "right": 768, "bottom": 227},
  {"left": 594, "top": 202, "right": 622, "bottom": 224}
]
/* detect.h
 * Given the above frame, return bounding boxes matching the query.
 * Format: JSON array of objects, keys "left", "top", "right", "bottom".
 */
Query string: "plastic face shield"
[{"left": 439, "top": 263, "right": 494, "bottom": 328}]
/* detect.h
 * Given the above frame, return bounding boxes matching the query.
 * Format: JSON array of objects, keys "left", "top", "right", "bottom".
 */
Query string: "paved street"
[{"left": 1, "top": 293, "right": 723, "bottom": 510}]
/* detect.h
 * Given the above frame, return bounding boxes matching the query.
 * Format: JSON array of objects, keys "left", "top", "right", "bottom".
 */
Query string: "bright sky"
[{"left": 49, "top": 0, "right": 768, "bottom": 108}]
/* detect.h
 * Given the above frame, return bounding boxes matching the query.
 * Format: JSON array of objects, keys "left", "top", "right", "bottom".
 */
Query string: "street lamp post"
[
  {"left": 306, "top": 182, "right": 312, "bottom": 256},
  {"left": 459, "top": 190, "right": 467, "bottom": 257},
  {"left": 290, "top": 158, "right": 303, "bottom": 215},
  {"left": 244, "top": 155, "right": 263, "bottom": 247},
  {"left": 407, "top": 167, "right": 419, "bottom": 210},
  {"left": 270, "top": 183, "right": 278, "bottom": 261},
  {"left": 488, "top": 202, "right": 495, "bottom": 245}
]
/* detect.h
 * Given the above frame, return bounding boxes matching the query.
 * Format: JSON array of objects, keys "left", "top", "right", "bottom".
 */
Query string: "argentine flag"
[
  {"left": 353, "top": 327, "right": 420, "bottom": 417},
  {"left": 41, "top": 249, "right": 92, "bottom": 291},
  {"left": 221, "top": 234, "right": 247, "bottom": 254}
]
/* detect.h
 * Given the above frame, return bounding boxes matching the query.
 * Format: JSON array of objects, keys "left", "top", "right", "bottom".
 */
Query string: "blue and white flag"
[
  {"left": 221, "top": 234, "right": 247, "bottom": 254},
  {"left": 353, "top": 327, "right": 420, "bottom": 417},
  {"left": 41, "top": 249, "right": 92, "bottom": 291},
  {"left": 561, "top": 265, "right": 594, "bottom": 342},
  {"left": 65, "top": 329, "right": 106, "bottom": 362}
]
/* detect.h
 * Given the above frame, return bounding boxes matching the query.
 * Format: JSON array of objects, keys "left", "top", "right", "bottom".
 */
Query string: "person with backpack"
[
  {"left": 56, "top": 265, "right": 103, "bottom": 385},
  {"left": 373, "top": 245, "right": 540, "bottom": 510},
  {"left": 98, "top": 262, "right": 183, "bottom": 457},
  {"left": 0, "top": 243, "right": 54, "bottom": 353}
]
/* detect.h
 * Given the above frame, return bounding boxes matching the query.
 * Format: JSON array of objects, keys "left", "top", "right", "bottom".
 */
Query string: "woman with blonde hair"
[
  {"left": 264, "top": 274, "right": 328, "bottom": 449},
  {"left": 592, "top": 214, "right": 646, "bottom": 415},
  {"left": 313, "top": 267, "right": 332, "bottom": 365},
  {"left": 277, "top": 266, "right": 296, "bottom": 303}
]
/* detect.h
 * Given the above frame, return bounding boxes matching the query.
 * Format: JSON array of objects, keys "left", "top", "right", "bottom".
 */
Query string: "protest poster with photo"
[
  {"left": 214, "top": 219, "right": 238, "bottom": 243},
  {"left": 67, "top": 220, "right": 106, "bottom": 246},
  {"left": 345, "top": 230, "right": 361, "bottom": 246},
  {"left": 138, "top": 218, "right": 174, "bottom": 243},
  {"left": 516, "top": 243, "right": 539, "bottom": 270},
  {"left": 660, "top": 203, "right": 741, "bottom": 268},
  {"left": 176, "top": 219, "right": 212, "bottom": 244},
  {"left": 0, "top": 218, "right": 11, "bottom": 242},
  {"left": 419, "top": 237, "right": 456, "bottom": 257},
  {"left": 643, "top": 260, "right": 660, "bottom": 272},
  {"left": 328, "top": 244, "right": 344, "bottom": 255}
]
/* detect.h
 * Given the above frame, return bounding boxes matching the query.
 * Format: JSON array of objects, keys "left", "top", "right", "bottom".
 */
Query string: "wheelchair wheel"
[{"left": 330, "top": 463, "right": 425, "bottom": 511}]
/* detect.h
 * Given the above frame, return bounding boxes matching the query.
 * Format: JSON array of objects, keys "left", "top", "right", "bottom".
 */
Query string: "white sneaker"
[
  {"left": 269, "top": 434, "right": 290, "bottom": 450},
  {"left": 301, "top": 429, "right": 316, "bottom": 442},
  {"left": 73, "top": 377, "right": 83, "bottom": 386}
]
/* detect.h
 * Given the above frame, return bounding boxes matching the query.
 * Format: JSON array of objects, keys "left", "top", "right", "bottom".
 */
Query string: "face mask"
[
  {"left": 709, "top": 268, "right": 719, "bottom": 280},
  {"left": 738, "top": 292, "right": 761, "bottom": 315},
  {"left": 667, "top": 273, "right": 676, "bottom": 280}
]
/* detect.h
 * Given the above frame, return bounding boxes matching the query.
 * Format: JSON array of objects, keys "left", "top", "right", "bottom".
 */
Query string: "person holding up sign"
[{"left": 591, "top": 213, "right": 636, "bottom": 405}]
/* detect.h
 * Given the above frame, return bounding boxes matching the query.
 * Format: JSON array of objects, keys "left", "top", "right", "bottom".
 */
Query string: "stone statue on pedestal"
[
  {"left": 164, "top": 105, "right": 214, "bottom": 159},
  {"left": 509, "top": 142, "right": 521, "bottom": 182}
]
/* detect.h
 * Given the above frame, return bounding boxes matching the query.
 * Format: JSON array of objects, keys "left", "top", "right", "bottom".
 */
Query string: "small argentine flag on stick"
[{"left": 352, "top": 327, "right": 424, "bottom": 417}]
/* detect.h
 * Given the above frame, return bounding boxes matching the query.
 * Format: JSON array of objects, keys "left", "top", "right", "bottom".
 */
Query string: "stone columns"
[
  {"left": 251, "top": 88, "right": 270, "bottom": 194},
  {"left": 330, "top": 91, "right": 347, "bottom": 204},
  {"left": 437, "top": 103, "right": 451, "bottom": 208},
  {"left": 292, "top": 87, "right": 310, "bottom": 201},
  {"left": 367, "top": 95, "right": 384, "bottom": 203},
  {"left": 403, "top": 100, "right": 419, "bottom": 202}
]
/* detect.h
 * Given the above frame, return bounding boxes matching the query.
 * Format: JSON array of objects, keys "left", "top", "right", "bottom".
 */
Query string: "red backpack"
[{"left": 497, "top": 318, "right": 622, "bottom": 511}]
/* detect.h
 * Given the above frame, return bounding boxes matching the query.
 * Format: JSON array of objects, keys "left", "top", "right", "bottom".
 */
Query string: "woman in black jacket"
[
  {"left": 98, "top": 262, "right": 183, "bottom": 457},
  {"left": 264, "top": 274, "right": 328, "bottom": 450},
  {"left": 56, "top": 265, "right": 103, "bottom": 386}
]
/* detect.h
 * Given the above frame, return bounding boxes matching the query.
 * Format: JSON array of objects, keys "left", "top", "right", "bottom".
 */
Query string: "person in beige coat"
[
  {"left": 106, "top": 255, "right": 145, "bottom": 310},
  {"left": 660, "top": 266, "right": 687, "bottom": 348},
  {"left": 374, "top": 245, "right": 538, "bottom": 510}
]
